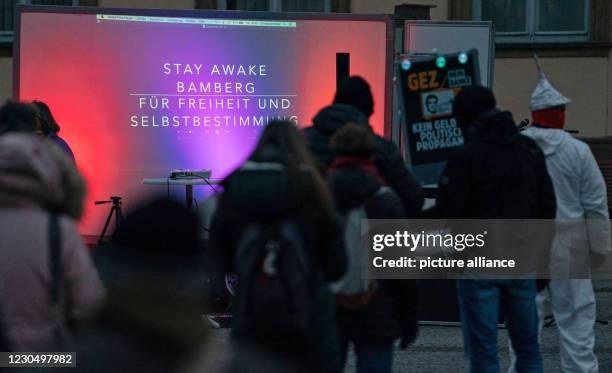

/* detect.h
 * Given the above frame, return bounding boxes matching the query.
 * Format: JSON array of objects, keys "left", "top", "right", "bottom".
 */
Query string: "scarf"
[
  {"left": 330, "top": 156, "right": 383, "bottom": 182},
  {"left": 531, "top": 108, "right": 565, "bottom": 129}
]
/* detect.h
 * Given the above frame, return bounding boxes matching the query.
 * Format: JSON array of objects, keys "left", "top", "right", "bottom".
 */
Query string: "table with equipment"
[{"left": 142, "top": 178, "right": 222, "bottom": 210}]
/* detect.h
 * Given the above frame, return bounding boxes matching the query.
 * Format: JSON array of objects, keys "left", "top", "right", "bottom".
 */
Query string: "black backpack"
[{"left": 232, "top": 221, "right": 312, "bottom": 336}]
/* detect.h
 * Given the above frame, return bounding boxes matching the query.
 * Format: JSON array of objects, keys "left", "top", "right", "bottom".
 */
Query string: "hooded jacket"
[
  {"left": 328, "top": 159, "right": 418, "bottom": 344},
  {"left": 208, "top": 145, "right": 347, "bottom": 373},
  {"left": 303, "top": 104, "right": 424, "bottom": 217},
  {"left": 523, "top": 127, "right": 611, "bottom": 275},
  {"left": 523, "top": 127, "right": 608, "bottom": 222},
  {"left": 0, "top": 134, "right": 104, "bottom": 351},
  {"left": 433, "top": 110, "right": 556, "bottom": 220}
]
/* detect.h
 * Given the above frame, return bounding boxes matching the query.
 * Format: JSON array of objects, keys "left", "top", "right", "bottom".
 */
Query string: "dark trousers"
[
  {"left": 457, "top": 279, "right": 543, "bottom": 373},
  {"left": 339, "top": 336, "right": 395, "bottom": 373}
]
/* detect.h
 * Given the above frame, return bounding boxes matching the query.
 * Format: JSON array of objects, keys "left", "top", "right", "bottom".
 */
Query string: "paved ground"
[{"left": 211, "top": 281, "right": 612, "bottom": 372}]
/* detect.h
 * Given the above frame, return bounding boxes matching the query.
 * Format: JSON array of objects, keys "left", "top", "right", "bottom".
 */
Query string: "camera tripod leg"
[
  {"left": 98, "top": 206, "right": 115, "bottom": 246},
  {"left": 115, "top": 205, "right": 122, "bottom": 231}
]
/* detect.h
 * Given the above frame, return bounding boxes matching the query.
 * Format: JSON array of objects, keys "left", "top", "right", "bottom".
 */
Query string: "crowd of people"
[{"left": 0, "top": 67, "right": 609, "bottom": 373}]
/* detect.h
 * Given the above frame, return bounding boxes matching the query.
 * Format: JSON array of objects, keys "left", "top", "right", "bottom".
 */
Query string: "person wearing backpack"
[
  {"left": 328, "top": 123, "right": 418, "bottom": 373},
  {"left": 431, "top": 86, "right": 556, "bottom": 372},
  {"left": 208, "top": 120, "right": 347, "bottom": 373},
  {"left": 0, "top": 103, "right": 105, "bottom": 351}
]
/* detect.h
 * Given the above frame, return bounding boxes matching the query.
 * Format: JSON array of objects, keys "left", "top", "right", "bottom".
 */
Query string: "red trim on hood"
[{"left": 330, "top": 157, "right": 383, "bottom": 181}]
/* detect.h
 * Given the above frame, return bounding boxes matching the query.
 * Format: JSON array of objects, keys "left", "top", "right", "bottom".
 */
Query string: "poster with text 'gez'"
[{"left": 399, "top": 50, "right": 480, "bottom": 174}]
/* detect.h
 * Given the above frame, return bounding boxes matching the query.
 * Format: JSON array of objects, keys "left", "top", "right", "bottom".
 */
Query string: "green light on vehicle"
[{"left": 436, "top": 56, "right": 446, "bottom": 68}]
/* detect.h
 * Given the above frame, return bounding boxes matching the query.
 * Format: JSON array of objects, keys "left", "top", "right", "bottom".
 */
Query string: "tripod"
[{"left": 95, "top": 196, "right": 123, "bottom": 245}]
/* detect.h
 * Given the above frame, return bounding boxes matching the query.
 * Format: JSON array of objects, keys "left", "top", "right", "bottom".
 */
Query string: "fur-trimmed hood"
[{"left": 0, "top": 133, "right": 85, "bottom": 219}]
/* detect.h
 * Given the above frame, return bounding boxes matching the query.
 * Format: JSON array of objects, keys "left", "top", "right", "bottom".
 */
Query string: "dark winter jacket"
[
  {"left": 432, "top": 110, "right": 556, "bottom": 220},
  {"left": 328, "top": 158, "right": 418, "bottom": 345},
  {"left": 208, "top": 145, "right": 347, "bottom": 373},
  {"left": 48, "top": 132, "right": 75, "bottom": 163},
  {"left": 303, "top": 104, "right": 424, "bottom": 217},
  {"left": 429, "top": 110, "right": 556, "bottom": 278},
  {"left": 45, "top": 283, "right": 209, "bottom": 373}
]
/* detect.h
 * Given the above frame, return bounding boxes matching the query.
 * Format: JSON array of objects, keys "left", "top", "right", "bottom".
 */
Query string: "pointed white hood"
[{"left": 530, "top": 54, "right": 571, "bottom": 111}]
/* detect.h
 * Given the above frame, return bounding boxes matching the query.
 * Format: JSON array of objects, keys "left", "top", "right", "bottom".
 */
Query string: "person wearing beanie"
[
  {"left": 513, "top": 57, "right": 611, "bottom": 373},
  {"left": 430, "top": 85, "right": 556, "bottom": 372},
  {"left": 303, "top": 76, "right": 424, "bottom": 218},
  {"left": 333, "top": 77, "right": 375, "bottom": 119},
  {"left": 451, "top": 84, "right": 497, "bottom": 132}
]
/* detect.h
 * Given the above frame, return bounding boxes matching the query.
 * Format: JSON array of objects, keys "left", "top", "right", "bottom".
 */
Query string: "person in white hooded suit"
[{"left": 511, "top": 56, "right": 611, "bottom": 373}]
